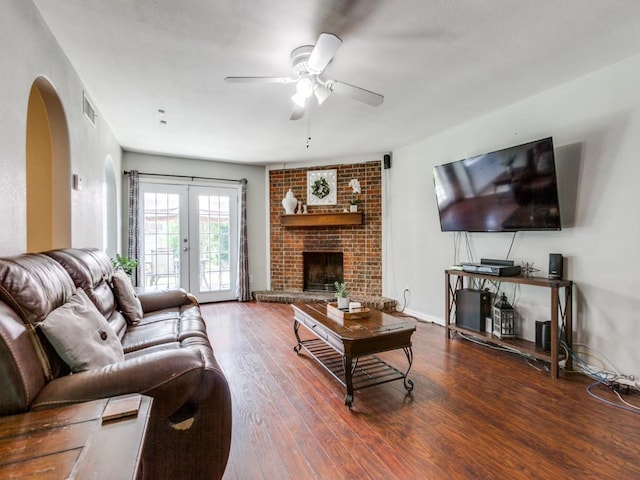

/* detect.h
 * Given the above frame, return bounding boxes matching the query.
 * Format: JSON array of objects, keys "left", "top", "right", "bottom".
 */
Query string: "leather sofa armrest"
[
  {"left": 137, "top": 288, "right": 196, "bottom": 313},
  {"left": 31, "top": 347, "right": 208, "bottom": 415}
]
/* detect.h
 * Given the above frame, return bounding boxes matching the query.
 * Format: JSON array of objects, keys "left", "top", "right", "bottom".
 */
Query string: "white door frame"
[
  {"left": 188, "top": 184, "right": 239, "bottom": 303},
  {"left": 139, "top": 180, "right": 240, "bottom": 302}
]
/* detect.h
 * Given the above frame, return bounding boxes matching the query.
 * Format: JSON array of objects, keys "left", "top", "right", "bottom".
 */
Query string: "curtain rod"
[{"left": 123, "top": 170, "right": 246, "bottom": 184}]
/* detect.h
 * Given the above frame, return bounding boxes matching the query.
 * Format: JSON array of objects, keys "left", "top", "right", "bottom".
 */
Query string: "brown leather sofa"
[{"left": 0, "top": 247, "right": 231, "bottom": 479}]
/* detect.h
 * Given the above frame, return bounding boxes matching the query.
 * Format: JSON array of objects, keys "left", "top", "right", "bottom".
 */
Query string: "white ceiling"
[{"left": 32, "top": 0, "right": 640, "bottom": 165}]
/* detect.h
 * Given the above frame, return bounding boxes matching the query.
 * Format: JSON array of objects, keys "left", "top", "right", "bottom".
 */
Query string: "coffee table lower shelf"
[{"left": 295, "top": 338, "right": 413, "bottom": 407}]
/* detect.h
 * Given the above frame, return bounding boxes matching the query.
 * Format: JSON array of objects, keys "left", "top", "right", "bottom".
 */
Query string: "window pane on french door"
[
  {"left": 198, "top": 194, "right": 231, "bottom": 293},
  {"left": 143, "top": 191, "right": 181, "bottom": 289}
]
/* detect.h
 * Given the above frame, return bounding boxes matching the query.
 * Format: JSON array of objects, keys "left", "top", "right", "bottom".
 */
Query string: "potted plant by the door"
[
  {"left": 111, "top": 254, "right": 138, "bottom": 278},
  {"left": 334, "top": 281, "right": 349, "bottom": 310}
]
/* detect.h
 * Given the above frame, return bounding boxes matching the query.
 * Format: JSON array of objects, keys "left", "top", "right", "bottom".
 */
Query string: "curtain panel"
[
  {"left": 127, "top": 170, "right": 141, "bottom": 287},
  {"left": 238, "top": 178, "right": 251, "bottom": 301}
]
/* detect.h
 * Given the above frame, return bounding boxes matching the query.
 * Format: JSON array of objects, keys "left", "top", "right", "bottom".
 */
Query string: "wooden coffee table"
[{"left": 292, "top": 303, "right": 416, "bottom": 408}]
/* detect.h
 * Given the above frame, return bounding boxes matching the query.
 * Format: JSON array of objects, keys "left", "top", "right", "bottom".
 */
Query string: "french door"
[{"left": 139, "top": 182, "right": 239, "bottom": 303}]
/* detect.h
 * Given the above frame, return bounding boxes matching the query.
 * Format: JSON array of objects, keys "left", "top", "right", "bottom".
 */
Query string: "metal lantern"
[{"left": 493, "top": 293, "right": 516, "bottom": 339}]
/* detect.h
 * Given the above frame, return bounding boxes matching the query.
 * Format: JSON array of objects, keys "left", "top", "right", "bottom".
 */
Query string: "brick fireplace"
[
  {"left": 269, "top": 161, "right": 382, "bottom": 296},
  {"left": 303, "top": 251, "right": 343, "bottom": 291}
]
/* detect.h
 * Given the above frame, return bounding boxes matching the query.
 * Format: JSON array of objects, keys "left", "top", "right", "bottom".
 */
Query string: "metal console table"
[{"left": 445, "top": 270, "right": 573, "bottom": 378}]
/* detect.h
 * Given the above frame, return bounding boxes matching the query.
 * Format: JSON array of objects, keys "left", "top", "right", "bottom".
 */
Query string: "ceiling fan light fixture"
[
  {"left": 291, "top": 92, "right": 307, "bottom": 107},
  {"left": 292, "top": 76, "right": 313, "bottom": 107},
  {"left": 296, "top": 77, "right": 313, "bottom": 97},
  {"left": 314, "top": 83, "right": 331, "bottom": 105}
]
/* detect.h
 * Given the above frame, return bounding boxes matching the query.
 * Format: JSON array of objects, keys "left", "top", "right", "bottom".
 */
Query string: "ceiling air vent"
[{"left": 83, "top": 91, "right": 96, "bottom": 126}]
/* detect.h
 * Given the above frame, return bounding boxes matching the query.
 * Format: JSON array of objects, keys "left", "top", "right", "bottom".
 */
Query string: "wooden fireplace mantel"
[{"left": 280, "top": 212, "right": 363, "bottom": 227}]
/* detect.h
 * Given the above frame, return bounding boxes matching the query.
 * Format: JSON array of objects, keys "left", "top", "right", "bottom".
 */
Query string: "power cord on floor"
[
  {"left": 455, "top": 330, "right": 540, "bottom": 363},
  {"left": 561, "top": 339, "right": 640, "bottom": 413},
  {"left": 397, "top": 288, "right": 409, "bottom": 313},
  {"left": 392, "top": 288, "right": 423, "bottom": 322},
  {"left": 586, "top": 382, "right": 640, "bottom": 414}
]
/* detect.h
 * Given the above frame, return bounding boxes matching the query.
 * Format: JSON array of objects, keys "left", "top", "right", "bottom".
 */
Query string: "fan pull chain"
[{"left": 306, "top": 115, "right": 311, "bottom": 148}]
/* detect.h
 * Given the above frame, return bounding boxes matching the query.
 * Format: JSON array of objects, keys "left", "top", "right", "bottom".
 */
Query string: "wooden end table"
[
  {"left": 0, "top": 394, "right": 152, "bottom": 479},
  {"left": 292, "top": 303, "right": 416, "bottom": 408}
]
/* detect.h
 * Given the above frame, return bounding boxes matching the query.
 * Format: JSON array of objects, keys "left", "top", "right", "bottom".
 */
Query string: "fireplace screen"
[{"left": 303, "top": 252, "right": 343, "bottom": 292}]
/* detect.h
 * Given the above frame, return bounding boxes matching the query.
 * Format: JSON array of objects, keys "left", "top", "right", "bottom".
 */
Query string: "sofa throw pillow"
[
  {"left": 111, "top": 268, "right": 143, "bottom": 325},
  {"left": 40, "top": 288, "right": 124, "bottom": 372}
]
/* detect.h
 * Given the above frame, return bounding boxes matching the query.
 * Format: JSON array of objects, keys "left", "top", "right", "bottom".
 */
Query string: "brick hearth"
[
  {"left": 253, "top": 290, "right": 397, "bottom": 312},
  {"left": 269, "top": 161, "right": 383, "bottom": 298}
]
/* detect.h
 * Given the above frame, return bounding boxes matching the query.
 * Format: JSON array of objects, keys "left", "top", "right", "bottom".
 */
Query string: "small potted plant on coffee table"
[{"left": 334, "top": 281, "right": 349, "bottom": 310}]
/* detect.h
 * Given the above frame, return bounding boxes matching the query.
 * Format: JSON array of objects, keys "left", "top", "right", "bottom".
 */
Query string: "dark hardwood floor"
[{"left": 202, "top": 301, "right": 639, "bottom": 480}]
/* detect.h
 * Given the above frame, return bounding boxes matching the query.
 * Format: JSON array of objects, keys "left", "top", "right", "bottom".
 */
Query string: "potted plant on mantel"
[{"left": 334, "top": 281, "right": 349, "bottom": 310}]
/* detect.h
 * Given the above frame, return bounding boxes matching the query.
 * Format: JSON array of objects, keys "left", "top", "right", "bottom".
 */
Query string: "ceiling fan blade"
[
  {"left": 307, "top": 33, "right": 342, "bottom": 74},
  {"left": 290, "top": 102, "right": 306, "bottom": 121},
  {"left": 224, "top": 76, "right": 294, "bottom": 84},
  {"left": 327, "top": 80, "right": 384, "bottom": 106}
]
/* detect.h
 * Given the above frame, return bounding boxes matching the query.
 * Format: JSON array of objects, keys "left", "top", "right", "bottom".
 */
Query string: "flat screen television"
[{"left": 433, "top": 137, "right": 561, "bottom": 232}]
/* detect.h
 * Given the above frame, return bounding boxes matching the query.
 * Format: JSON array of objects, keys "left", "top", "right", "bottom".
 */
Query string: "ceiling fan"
[{"left": 224, "top": 33, "right": 383, "bottom": 120}]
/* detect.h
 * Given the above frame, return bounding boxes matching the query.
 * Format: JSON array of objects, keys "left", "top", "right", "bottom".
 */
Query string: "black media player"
[{"left": 461, "top": 263, "right": 522, "bottom": 277}]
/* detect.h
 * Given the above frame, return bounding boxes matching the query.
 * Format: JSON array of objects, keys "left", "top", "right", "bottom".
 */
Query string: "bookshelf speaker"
[
  {"left": 456, "top": 289, "right": 492, "bottom": 332},
  {"left": 548, "top": 253, "right": 563, "bottom": 279}
]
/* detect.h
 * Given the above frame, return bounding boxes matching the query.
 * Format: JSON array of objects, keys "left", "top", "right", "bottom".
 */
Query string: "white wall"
[
  {"left": 385, "top": 53, "right": 640, "bottom": 380},
  {"left": 0, "top": 1, "right": 123, "bottom": 254},
  {"left": 122, "top": 152, "right": 268, "bottom": 292}
]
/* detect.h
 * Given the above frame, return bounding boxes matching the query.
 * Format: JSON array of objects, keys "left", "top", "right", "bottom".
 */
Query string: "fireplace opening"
[{"left": 303, "top": 252, "right": 343, "bottom": 292}]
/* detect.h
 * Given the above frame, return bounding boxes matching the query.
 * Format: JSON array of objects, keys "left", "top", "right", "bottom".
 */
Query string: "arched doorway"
[{"left": 25, "top": 77, "right": 71, "bottom": 252}]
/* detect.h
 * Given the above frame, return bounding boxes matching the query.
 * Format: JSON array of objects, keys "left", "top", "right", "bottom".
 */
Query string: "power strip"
[{"left": 611, "top": 377, "right": 639, "bottom": 393}]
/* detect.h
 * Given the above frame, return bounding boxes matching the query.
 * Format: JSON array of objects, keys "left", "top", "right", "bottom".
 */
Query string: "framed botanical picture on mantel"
[{"left": 307, "top": 169, "right": 337, "bottom": 205}]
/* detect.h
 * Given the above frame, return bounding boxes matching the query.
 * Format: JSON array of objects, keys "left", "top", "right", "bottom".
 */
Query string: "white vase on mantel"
[{"left": 281, "top": 189, "right": 297, "bottom": 214}]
